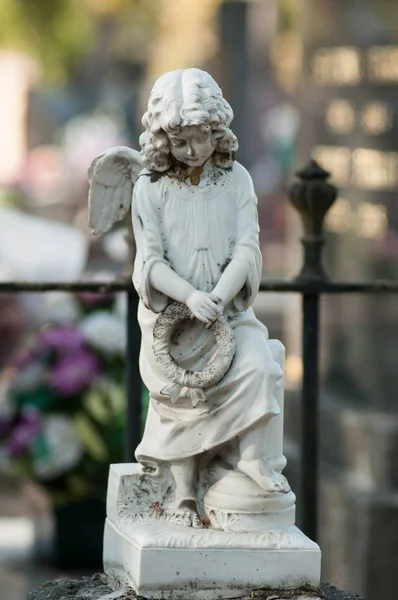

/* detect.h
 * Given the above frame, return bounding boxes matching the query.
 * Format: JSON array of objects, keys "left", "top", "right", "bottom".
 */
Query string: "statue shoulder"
[
  {"left": 229, "top": 161, "right": 256, "bottom": 196},
  {"left": 133, "top": 169, "right": 165, "bottom": 213}
]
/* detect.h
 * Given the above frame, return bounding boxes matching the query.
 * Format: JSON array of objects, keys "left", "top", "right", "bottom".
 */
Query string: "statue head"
[{"left": 140, "top": 68, "right": 238, "bottom": 173}]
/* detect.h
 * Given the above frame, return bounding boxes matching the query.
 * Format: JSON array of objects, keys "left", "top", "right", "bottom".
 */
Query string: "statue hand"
[
  {"left": 186, "top": 291, "right": 222, "bottom": 324},
  {"left": 205, "top": 294, "right": 225, "bottom": 329},
  {"left": 209, "top": 293, "right": 224, "bottom": 310}
]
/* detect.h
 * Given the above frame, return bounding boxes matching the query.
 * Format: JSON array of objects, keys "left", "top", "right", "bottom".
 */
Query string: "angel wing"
[{"left": 88, "top": 146, "right": 143, "bottom": 235}]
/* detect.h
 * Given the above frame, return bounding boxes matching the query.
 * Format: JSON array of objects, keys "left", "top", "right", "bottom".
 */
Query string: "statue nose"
[{"left": 187, "top": 146, "right": 196, "bottom": 157}]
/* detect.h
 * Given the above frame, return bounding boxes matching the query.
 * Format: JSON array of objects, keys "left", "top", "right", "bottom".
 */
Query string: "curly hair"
[{"left": 139, "top": 68, "right": 238, "bottom": 173}]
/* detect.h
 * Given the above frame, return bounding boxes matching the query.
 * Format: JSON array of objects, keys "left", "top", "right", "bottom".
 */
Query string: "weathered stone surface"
[
  {"left": 26, "top": 574, "right": 132, "bottom": 600},
  {"left": 321, "top": 583, "right": 364, "bottom": 600},
  {"left": 26, "top": 575, "right": 364, "bottom": 600}
]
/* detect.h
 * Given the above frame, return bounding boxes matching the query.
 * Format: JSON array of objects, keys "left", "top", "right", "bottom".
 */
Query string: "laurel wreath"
[{"left": 153, "top": 302, "right": 236, "bottom": 407}]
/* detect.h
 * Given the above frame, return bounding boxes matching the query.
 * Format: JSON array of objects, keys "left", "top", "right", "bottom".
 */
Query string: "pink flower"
[
  {"left": 8, "top": 407, "right": 42, "bottom": 456},
  {"left": 49, "top": 351, "right": 100, "bottom": 396},
  {"left": 76, "top": 272, "right": 115, "bottom": 306},
  {"left": 77, "top": 291, "right": 114, "bottom": 305},
  {"left": 13, "top": 346, "right": 41, "bottom": 369}
]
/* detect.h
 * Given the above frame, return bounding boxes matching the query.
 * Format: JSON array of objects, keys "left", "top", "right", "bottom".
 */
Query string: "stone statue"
[{"left": 88, "top": 68, "right": 320, "bottom": 599}]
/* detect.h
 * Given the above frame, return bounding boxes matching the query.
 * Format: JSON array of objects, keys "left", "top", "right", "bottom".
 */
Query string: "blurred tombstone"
[
  {"left": 0, "top": 51, "right": 39, "bottom": 186},
  {"left": 0, "top": 206, "right": 87, "bottom": 282},
  {"left": 294, "top": 1, "right": 398, "bottom": 598},
  {"left": 0, "top": 206, "right": 88, "bottom": 328},
  {"left": 297, "top": 0, "right": 398, "bottom": 408}
]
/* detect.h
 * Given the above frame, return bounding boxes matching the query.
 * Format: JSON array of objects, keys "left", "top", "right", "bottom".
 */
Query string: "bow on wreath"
[
  {"left": 161, "top": 378, "right": 206, "bottom": 408},
  {"left": 159, "top": 352, "right": 233, "bottom": 408}
]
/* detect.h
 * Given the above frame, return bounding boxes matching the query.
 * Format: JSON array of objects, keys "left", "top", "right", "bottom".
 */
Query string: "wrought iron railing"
[{"left": 1, "top": 160, "right": 397, "bottom": 543}]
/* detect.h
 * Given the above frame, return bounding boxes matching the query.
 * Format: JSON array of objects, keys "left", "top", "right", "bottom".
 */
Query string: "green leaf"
[
  {"left": 66, "top": 475, "right": 92, "bottom": 500},
  {"left": 32, "top": 434, "right": 50, "bottom": 461},
  {"left": 21, "top": 387, "right": 55, "bottom": 412},
  {"left": 107, "top": 382, "right": 125, "bottom": 414},
  {"left": 47, "top": 490, "right": 71, "bottom": 507},
  {"left": 73, "top": 414, "right": 108, "bottom": 462},
  {"left": 84, "top": 389, "right": 110, "bottom": 424},
  {"left": 11, "top": 456, "right": 33, "bottom": 478}
]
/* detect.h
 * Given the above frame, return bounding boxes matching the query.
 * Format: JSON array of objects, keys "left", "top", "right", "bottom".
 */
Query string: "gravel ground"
[{"left": 26, "top": 575, "right": 365, "bottom": 600}]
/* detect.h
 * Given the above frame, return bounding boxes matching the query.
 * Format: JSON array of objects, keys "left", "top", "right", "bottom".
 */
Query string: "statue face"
[{"left": 168, "top": 125, "right": 216, "bottom": 168}]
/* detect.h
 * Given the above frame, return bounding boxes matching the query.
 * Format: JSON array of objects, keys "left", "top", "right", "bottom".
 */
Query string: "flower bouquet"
[{"left": 0, "top": 290, "right": 129, "bottom": 566}]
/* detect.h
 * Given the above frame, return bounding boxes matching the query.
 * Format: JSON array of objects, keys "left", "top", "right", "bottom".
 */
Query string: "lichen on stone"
[{"left": 26, "top": 575, "right": 365, "bottom": 600}]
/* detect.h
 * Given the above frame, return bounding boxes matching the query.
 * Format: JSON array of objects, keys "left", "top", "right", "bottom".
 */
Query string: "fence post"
[
  {"left": 123, "top": 209, "right": 142, "bottom": 462},
  {"left": 289, "top": 159, "right": 337, "bottom": 541},
  {"left": 125, "top": 289, "right": 142, "bottom": 462}
]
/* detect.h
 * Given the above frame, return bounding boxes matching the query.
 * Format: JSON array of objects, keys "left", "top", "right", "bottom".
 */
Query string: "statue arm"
[
  {"left": 211, "top": 257, "right": 247, "bottom": 308},
  {"left": 132, "top": 178, "right": 196, "bottom": 311},
  {"left": 149, "top": 262, "right": 195, "bottom": 304},
  {"left": 212, "top": 174, "right": 262, "bottom": 311}
]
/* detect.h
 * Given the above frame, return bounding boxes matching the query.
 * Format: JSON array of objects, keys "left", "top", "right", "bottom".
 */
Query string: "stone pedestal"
[
  {"left": 103, "top": 464, "right": 321, "bottom": 599},
  {"left": 103, "top": 340, "right": 320, "bottom": 599}
]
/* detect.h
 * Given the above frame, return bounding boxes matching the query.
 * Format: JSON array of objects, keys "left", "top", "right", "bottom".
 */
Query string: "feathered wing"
[{"left": 88, "top": 146, "right": 143, "bottom": 235}]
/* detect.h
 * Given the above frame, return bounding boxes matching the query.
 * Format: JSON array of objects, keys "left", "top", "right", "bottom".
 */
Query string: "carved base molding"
[
  {"left": 104, "top": 518, "right": 320, "bottom": 600},
  {"left": 104, "top": 464, "right": 321, "bottom": 599}
]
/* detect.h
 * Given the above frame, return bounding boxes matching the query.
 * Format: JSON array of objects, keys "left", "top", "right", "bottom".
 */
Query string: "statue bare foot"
[
  {"left": 169, "top": 499, "right": 202, "bottom": 528},
  {"left": 237, "top": 459, "right": 291, "bottom": 494}
]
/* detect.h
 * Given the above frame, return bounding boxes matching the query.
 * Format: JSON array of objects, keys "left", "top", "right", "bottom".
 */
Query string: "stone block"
[{"left": 104, "top": 464, "right": 321, "bottom": 600}]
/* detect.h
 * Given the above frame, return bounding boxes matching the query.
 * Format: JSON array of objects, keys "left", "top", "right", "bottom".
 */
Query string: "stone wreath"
[{"left": 153, "top": 301, "right": 236, "bottom": 408}]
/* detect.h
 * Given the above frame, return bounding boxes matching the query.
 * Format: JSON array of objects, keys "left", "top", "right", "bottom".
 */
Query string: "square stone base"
[{"left": 104, "top": 517, "right": 321, "bottom": 599}]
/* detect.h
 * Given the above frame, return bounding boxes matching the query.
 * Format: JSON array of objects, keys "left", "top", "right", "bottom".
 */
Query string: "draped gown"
[{"left": 131, "top": 159, "right": 283, "bottom": 467}]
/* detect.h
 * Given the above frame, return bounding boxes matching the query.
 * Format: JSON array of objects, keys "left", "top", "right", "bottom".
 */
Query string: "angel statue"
[{"left": 88, "top": 68, "right": 291, "bottom": 530}]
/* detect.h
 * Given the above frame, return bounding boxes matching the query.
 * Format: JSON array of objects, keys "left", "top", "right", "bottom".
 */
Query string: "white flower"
[
  {"left": 114, "top": 293, "right": 127, "bottom": 318},
  {"left": 26, "top": 292, "right": 81, "bottom": 326},
  {"left": 47, "top": 293, "right": 81, "bottom": 325},
  {"left": 33, "top": 415, "right": 83, "bottom": 480},
  {"left": 79, "top": 311, "right": 126, "bottom": 355}
]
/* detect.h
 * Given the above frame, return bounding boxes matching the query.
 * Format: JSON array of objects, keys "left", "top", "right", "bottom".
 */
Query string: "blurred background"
[{"left": 0, "top": 1, "right": 398, "bottom": 599}]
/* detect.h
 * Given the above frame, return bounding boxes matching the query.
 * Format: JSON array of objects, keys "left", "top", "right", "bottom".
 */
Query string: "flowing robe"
[{"left": 132, "top": 160, "right": 282, "bottom": 466}]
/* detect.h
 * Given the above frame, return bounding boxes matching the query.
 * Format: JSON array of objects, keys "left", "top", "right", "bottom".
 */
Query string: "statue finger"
[
  {"left": 203, "top": 306, "right": 218, "bottom": 319},
  {"left": 204, "top": 300, "right": 221, "bottom": 316},
  {"left": 210, "top": 293, "right": 222, "bottom": 304},
  {"left": 199, "top": 307, "right": 213, "bottom": 321},
  {"left": 198, "top": 314, "right": 210, "bottom": 324}
]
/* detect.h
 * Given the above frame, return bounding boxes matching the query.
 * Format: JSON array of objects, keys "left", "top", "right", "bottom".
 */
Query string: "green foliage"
[
  {"left": 0, "top": 0, "right": 160, "bottom": 82},
  {"left": 0, "top": 0, "right": 93, "bottom": 81},
  {"left": 278, "top": 0, "right": 299, "bottom": 33}
]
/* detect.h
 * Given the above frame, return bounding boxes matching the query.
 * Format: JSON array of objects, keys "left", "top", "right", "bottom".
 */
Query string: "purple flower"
[
  {"left": 39, "top": 326, "right": 85, "bottom": 352},
  {"left": 76, "top": 272, "right": 115, "bottom": 306},
  {"left": 49, "top": 351, "right": 100, "bottom": 396},
  {"left": 77, "top": 291, "right": 114, "bottom": 305},
  {"left": 13, "top": 346, "right": 41, "bottom": 369},
  {"left": 8, "top": 407, "right": 42, "bottom": 457}
]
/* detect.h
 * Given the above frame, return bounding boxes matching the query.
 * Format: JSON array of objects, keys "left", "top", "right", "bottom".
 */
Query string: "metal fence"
[{"left": 1, "top": 160, "right": 398, "bottom": 544}]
